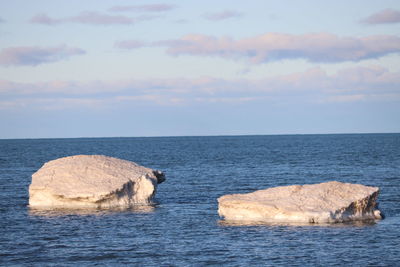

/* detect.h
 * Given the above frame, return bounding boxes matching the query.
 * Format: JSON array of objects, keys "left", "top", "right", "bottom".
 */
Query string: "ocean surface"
[{"left": 1, "top": 134, "right": 399, "bottom": 266}]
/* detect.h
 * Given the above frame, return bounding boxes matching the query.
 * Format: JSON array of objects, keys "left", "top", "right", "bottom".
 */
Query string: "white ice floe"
[
  {"left": 29, "top": 155, "right": 165, "bottom": 209},
  {"left": 218, "top": 181, "right": 382, "bottom": 224}
]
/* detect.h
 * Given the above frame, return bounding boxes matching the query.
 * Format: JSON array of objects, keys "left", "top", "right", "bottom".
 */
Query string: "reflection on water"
[
  {"left": 28, "top": 204, "right": 157, "bottom": 217},
  {"left": 218, "top": 219, "right": 378, "bottom": 228}
]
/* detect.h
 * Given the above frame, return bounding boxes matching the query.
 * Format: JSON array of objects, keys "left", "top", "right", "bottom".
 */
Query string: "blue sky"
[{"left": 0, "top": 0, "right": 399, "bottom": 138}]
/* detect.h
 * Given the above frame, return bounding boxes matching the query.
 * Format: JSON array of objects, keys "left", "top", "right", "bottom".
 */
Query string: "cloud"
[
  {"left": 173, "top": 19, "right": 188, "bottom": 24},
  {"left": 0, "top": 45, "right": 85, "bottom": 66},
  {"left": 325, "top": 94, "right": 365, "bottom": 103},
  {"left": 0, "top": 17, "right": 5, "bottom": 23},
  {"left": 155, "top": 33, "right": 400, "bottom": 63},
  {"left": 203, "top": 10, "right": 243, "bottom": 21},
  {"left": 362, "top": 8, "right": 400, "bottom": 24},
  {"left": 1, "top": 66, "right": 399, "bottom": 110},
  {"left": 115, "top": 40, "right": 147, "bottom": 49},
  {"left": 29, "top": 13, "right": 60, "bottom": 25},
  {"left": 69, "top": 11, "right": 136, "bottom": 25},
  {"left": 109, "top": 4, "right": 176, "bottom": 12},
  {"left": 30, "top": 12, "right": 157, "bottom": 26}
]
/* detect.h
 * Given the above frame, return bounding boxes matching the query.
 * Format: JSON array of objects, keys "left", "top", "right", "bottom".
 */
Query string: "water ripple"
[{"left": 0, "top": 134, "right": 399, "bottom": 266}]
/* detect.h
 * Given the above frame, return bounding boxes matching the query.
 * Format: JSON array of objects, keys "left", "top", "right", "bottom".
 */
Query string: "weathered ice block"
[
  {"left": 218, "top": 181, "right": 382, "bottom": 224},
  {"left": 29, "top": 155, "right": 165, "bottom": 209}
]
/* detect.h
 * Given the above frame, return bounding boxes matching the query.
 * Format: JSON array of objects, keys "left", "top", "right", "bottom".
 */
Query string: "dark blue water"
[{"left": 1, "top": 134, "right": 399, "bottom": 266}]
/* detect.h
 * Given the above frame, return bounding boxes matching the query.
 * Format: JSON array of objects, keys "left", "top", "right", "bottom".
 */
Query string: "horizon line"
[{"left": 1, "top": 131, "right": 399, "bottom": 141}]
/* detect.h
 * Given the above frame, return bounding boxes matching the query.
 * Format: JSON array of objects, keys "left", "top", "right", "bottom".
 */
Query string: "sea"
[{"left": 1, "top": 134, "right": 399, "bottom": 266}]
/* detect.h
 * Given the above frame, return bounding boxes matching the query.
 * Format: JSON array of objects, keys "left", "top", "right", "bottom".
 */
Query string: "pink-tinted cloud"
[
  {"left": 362, "top": 8, "right": 400, "bottom": 24},
  {"left": 30, "top": 12, "right": 156, "bottom": 25},
  {"left": 0, "top": 45, "right": 85, "bottom": 66},
  {"left": 156, "top": 33, "right": 400, "bottom": 63},
  {"left": 1, "top": 66, "right": 399, "bottom": 109},
  {"left": 109, "top": 4, "right": 175, "bottom": 12},
  {"left": 203, "top": 10, "right": 243, "bottom": 21}
]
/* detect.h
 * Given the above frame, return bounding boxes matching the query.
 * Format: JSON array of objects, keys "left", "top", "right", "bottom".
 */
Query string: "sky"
[{"left": 0, "top": 0, "right": 399, "bottom": 138}]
